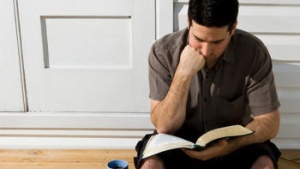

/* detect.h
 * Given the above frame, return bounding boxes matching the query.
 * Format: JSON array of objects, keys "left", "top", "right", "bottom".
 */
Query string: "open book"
[{"left": 142, "top": 125, "right": 254, "bottom": 159}]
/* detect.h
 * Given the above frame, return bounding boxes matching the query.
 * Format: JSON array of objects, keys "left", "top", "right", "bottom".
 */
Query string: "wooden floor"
[
  {"left": 279, "top": 149, "right": 300, "bottom": 169},
  {"left": 0, "top": 149, "right": 299, "bottom": 169}
]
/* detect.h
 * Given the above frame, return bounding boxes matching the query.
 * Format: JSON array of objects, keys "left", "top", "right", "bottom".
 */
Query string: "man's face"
[{"left": 188, "top": 20, "right": 236, "bottom": 68}]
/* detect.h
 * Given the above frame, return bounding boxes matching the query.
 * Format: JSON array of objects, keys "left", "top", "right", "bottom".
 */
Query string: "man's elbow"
[
  {"left": 151, "top": 118, "right": 179, "bottom": 134},
  {"left": 153, "top": 123, "right": 178, "bottom": 134},
  {"left": 270, "top": 110, "right": 280, "bottom": 139}
]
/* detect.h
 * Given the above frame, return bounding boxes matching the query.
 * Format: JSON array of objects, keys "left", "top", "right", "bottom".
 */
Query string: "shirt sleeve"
[
  {"left": 247, "top": 44, "right": 280, "bottom": 116},
  {"left": 148, "top": 44, "right": 172, "bottom": 101}
]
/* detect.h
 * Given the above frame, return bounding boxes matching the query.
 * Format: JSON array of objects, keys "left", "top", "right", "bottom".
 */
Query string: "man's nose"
[{"left": 200, "top": 43, "right": 212, "bottom": 57}]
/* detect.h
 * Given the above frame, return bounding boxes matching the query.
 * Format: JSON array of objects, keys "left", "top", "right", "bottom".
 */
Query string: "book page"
[
  {"left": 196, "top": 125, "right": 254, "bottom": 147},
  {"left": 142, "top": 134, "right": 194, "bottom": 159}
]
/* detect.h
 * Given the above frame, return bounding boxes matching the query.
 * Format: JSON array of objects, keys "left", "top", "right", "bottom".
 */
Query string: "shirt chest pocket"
[{"left": 209, "top": 95, "right": 247, "bottom": 126}]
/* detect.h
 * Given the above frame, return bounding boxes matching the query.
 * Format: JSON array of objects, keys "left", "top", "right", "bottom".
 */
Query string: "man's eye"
[{"left": 196, "top": 39, "right": 204, "bottom": 43}]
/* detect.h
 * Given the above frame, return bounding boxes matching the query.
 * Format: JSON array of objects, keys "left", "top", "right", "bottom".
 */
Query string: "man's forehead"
[{"left": 190, "top": 25, "right": 229, "bottom": 42}]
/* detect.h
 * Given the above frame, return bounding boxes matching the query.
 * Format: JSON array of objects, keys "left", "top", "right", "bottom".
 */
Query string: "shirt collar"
[{"left": 222, "top": 35, "right": 236, "bottom": 63}]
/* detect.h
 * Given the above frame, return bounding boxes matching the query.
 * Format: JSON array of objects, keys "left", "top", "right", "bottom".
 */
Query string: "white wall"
[{"left": 0, "top": 0, "right": 299, "bottom": 149}]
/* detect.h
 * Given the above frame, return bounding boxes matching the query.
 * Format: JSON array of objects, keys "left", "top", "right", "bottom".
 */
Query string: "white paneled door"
[{"left": 18, "top": 0, "right": 155, "bottom": 112}]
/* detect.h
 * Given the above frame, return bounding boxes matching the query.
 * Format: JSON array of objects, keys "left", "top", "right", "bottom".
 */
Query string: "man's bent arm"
[
  {"left": 240, "top": 109, "right": 280, "bottom": 146},
  {"left": 217, "top": 109, "right": 280, "bottom": 157},
  {"left": 150, "top": 45, "right": 205, "bottom": 134},
  {"left": 216, "top": 110, "right": 280, "bottom": 157},
  {"left": 150, "top": 72, "right": 193, "bottom": 134}
]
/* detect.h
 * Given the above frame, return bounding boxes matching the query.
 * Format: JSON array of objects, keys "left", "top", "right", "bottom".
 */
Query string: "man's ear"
[{"left": 230, "top": 22, "right": 238, "bottom": 35}]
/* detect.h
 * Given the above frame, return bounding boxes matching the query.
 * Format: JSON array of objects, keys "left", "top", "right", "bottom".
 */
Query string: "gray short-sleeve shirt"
[{"left": 148, "top": 28, "right": 280, "bottom": 141}]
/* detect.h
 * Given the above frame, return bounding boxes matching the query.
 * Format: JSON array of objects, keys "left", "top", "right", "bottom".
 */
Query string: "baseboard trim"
[
  {"left": 0, "top": 112, "right": 153, "bottom": 149},
  {"left": 0, "top": 112, "right": 299, "bottom": 149},
  {"left": 0, "top": 112, "right": 154, "bottom": 129},
  {"left": 0, "top": 136, "right": 141, "bottom": 149}
]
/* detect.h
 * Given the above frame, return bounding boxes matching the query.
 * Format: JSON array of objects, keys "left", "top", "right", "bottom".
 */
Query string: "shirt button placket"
[{"left": 202, "top": 72, "right": 211, "bottom": 131}]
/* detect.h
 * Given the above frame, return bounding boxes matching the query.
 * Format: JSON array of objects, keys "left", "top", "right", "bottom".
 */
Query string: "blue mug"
[{"left": 107, "top": 159, "right": 128, "bottom": 169}]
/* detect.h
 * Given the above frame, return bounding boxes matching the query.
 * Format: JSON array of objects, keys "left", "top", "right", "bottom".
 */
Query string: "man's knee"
[
  {"left": 140, "top": 155, "right": 165, "bottom": 169},
  {"left": 251, "top": 155, "right": 275, "bottom": 169}
]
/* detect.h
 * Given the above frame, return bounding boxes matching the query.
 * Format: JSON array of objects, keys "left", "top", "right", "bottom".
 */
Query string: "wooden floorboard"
[
  {"left": 0, "top": 150, "right": 136, "bottom": 169},
  {"left": 278, "top": 149, "right": 300, "bottom": 169},
  {"left": 278, "top": 158, "right": 300, "bottom": 169},
  {"left": 0, "top": 149, "right": 299, "bottom": 169}
]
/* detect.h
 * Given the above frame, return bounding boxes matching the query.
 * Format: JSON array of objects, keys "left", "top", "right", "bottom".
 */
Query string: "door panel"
[
  {"left": 18, "top": 0, "right": 155, "bottom": 112},
  {"left": 0, "top": 0, "right": 24, "bottom": 111}
]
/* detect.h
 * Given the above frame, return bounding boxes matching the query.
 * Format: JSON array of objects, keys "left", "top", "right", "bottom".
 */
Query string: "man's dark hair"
[{"left": 188, "top": 0, "right": 239, "bottom": 32}]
